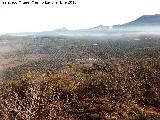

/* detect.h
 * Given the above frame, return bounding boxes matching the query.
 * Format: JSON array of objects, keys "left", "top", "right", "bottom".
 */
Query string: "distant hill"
[
  {"left": 89, "top": 25, "right": 109, "bottom": 31},
  {"left": 120, "top": 14, "right": 160, "bottom": 26},
  {"left": 113, "top": 14, "right": 160, "bottom": 31}
]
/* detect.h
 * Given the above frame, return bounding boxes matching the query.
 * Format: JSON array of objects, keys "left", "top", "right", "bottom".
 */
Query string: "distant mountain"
[
  {"left": 89, "top": 25, "right": 109, "bottom": 31},
  {"left": 54, "top": 27, "right": 69, "bottom": 32},
  {"left": 113, "top": 14, "right": 160, "bottom": 31},
  {"left": 4, "top": 14, "right": 160, "bottom": 36},
  {"left": 122, "top": 14, "right": 160, "bottom": 26}
]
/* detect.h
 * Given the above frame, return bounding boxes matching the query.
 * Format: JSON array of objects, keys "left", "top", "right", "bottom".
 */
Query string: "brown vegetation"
[{"left": 0, "top": 57, "right": 160, "bottom": 120}]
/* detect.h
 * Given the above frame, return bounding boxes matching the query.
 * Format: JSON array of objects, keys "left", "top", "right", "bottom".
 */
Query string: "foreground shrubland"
[{"left": 0, "top": 58, "right": 160, "bottom": 120}]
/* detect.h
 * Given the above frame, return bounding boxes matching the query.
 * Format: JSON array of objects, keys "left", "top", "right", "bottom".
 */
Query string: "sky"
[{"left": 0, "top": 0, "right": 160, "bottom": 33}]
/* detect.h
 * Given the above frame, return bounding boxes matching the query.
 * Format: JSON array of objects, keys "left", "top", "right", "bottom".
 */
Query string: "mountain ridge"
[
  {"left": 115, "top": 14, "right": 160, "bottom": 27},
  {"left": 4, "top": 14, "right": 160, "bottom": 36}
]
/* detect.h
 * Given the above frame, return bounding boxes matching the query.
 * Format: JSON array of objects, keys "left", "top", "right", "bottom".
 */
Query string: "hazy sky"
[{"left": 0, "top": 0, "right": 160, "bottom": 33}]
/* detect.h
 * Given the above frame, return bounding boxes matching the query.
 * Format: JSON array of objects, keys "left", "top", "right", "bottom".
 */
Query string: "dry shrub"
[{"left": 0, "top": 57, "right": 160, "bottom": 119}]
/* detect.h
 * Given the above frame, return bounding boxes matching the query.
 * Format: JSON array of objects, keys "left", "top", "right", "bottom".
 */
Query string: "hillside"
[{"left": 1, "top": 58, "right": 160, "bottom": 120}]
